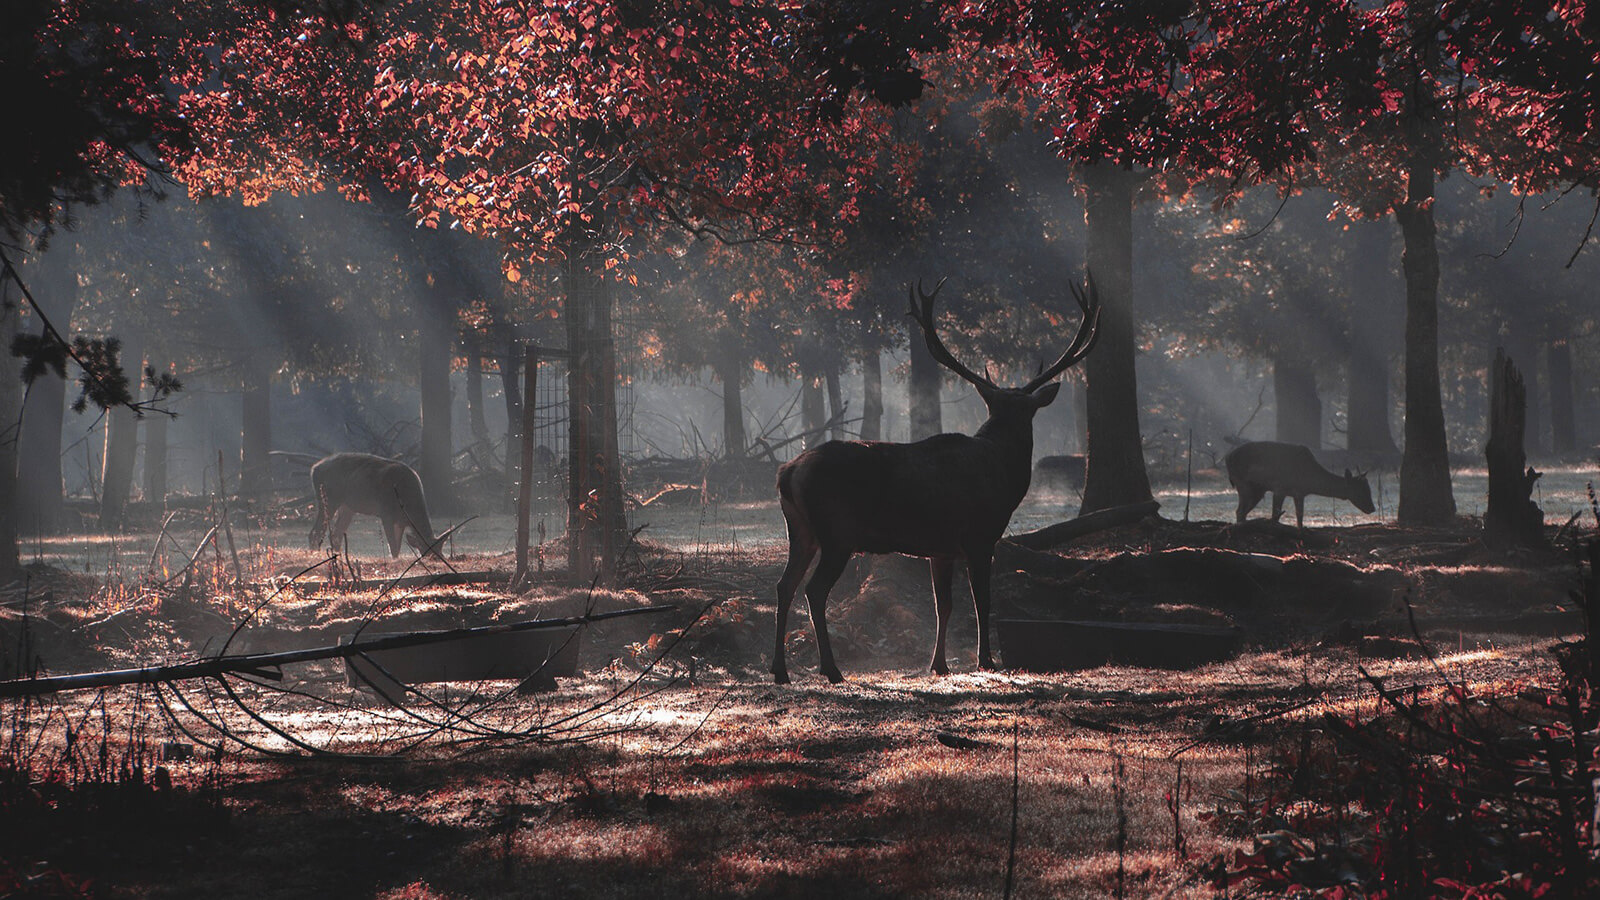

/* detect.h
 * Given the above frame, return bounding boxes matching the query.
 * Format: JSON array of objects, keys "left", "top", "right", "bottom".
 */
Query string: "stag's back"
[{"left": 778, "top": 435, "right": 1029, "bottom": 558}]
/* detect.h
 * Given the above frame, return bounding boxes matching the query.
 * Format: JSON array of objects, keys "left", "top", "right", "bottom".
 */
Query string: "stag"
[{"left": 772, "top": 279, "right": 1100, "bottom": 684}]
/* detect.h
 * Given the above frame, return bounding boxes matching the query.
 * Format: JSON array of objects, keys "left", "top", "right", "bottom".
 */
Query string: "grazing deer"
[
  {"left": 772, "top": 279, "right": 1100, "bottom": 684},
  {"left": 308, "top": 453, "right": 445, "bottom": 559},
  {"left": 1224, "top": 441, "right": 1375, "bottom": 531}
]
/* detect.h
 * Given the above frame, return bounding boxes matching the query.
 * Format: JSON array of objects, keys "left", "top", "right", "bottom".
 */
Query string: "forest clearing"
[
  {"left": 3, "top": 468, "right": 1596, "bottom": 899},
  {"left": 6, "top": 1, "right": 1600, "bottom": 897}
]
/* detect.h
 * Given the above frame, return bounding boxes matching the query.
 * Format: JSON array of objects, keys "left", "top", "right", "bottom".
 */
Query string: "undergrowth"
[{"left": 1205, "top": 539, "right": 1600, "bottom": 898}]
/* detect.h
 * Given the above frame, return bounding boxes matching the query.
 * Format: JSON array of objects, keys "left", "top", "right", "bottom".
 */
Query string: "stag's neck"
[{"left": 973, "top": 416, "right": 1036, "bottom": 496}]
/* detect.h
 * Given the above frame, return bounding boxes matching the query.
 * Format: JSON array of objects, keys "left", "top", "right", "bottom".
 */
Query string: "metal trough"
[
  {"left": 996, "top": 618, "right": 1241, "bottom": 672},
  {"left": 343, "top": 625, "right": 582, "bottom": 698}
]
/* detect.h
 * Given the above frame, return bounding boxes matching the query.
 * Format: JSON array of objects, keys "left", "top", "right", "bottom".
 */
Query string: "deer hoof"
[
  {"left": 824, "top": 669, "right": 845, "bottom": 685},
  {"left": 772, "top": 668, "right": 790, "bottom": 685},
  {"left": 930, "top": 662, "right": 949, "bottom": 676}
]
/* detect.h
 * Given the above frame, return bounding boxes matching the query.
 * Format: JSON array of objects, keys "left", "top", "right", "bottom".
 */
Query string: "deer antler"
[
  {"left": 1019, "top": 275, "right": 1102, "bottom": 393},
  {"left": 907, "top": 278, "right": 994, "bottom": 390}
]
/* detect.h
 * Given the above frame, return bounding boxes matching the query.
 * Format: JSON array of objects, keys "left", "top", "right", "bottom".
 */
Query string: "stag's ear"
[{"left": 1029, "top": 381, "right": 1062, "bottom": 408}]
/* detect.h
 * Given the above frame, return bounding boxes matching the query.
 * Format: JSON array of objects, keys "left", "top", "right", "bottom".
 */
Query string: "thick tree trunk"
[
  {"left": 908, "top": 317, "right": 942, "bottom": 440},
  {"left": 1484, "top": 349, "right": 1544, "bottom": 548},
  {"left": 564, "top": 243, "right": 625, "bottom": 582},
  {"left": 1546, "top": 338, "right": 1575, "bottom": 455},
  {"left": 1078, "top": 162, "right": 1154, "bottom": 515},
  {"left": 100, "top": 338, "right": 143, "bottom": 531},
  {"left": 860, "top": 351, "right": 883, "bottom": 442},
  {"left": 1071, "top": 375, "right": 1088, "bottom": 454},
  {"left": 1273, "top": 356, "right": 1322, "bottom": 448},
  {"left": 713, "top": 349, "right": 746, "bottom": 458},
  {"left": 1394, "top": 12, "right": 1456, "bottom": 525},
  {"left": 144, "top": 364, "right": 169, "bottom": 508},
  {"left": 239, "top": 352, "right": 271, "bottom": 501},
  {"left": 418, "top": 321, "right": 454, "bottom": 515},
  {"left": 17, "top": 241, "right": 73, "bottom": 534},
  {"left": 1394, "top": 161, "right": 1456, "bottom": 525}
]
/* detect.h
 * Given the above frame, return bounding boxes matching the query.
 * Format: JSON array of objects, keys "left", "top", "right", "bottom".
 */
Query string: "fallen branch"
[
  {"left": 1007, "top": 501, "right": 1161, "bottom": 551},
  {"left": 0, "top": 605, "right": 678, "bottom": 698}
]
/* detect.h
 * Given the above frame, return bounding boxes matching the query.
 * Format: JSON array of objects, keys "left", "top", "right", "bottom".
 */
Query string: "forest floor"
[{"left": 0, "top": 503, "right": 1593, "bottom": 899}]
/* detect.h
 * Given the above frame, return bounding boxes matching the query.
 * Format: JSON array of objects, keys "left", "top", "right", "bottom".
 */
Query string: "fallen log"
[
  {"left": 1006, "top": 501, "right": 1161, "bottom": 551},
  {"left": 0, "top": 605, "right": 677, "bottom": 698}
]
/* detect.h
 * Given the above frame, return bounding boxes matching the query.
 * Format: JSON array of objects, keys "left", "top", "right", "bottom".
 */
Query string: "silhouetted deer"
[
  {"left": 772, "top": 279, "right": 1100, "bottom": 684},
  {"left": 1224, "top": 441, "right": 1374, "bottom": 531},
  {"left": 308, "top": 453, "right": 445, "bottom": 559}
]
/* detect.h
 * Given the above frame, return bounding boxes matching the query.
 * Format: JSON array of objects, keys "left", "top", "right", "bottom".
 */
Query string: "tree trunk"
[
  {"left": 465, "top": 349, "right": 489, "bottom": 446},
  {"left": 418, "top": 319, "right": 454, "bottom": 514},
  {"left": 860, "top": 350, "right": 883, "bottom": 441},
  {"left": 499, "top": 339, "right": 523, "bottom": 492},
  {"left": 239, "top": 352, "right": 271, "bottom": 501},
  {"left": 800, "top": 363, "right": 827, "bottom": 451},
  {"left": 144, "top": 364, "right": 169, "bottom": 508},
  {"left": 1547, "top": 338, "right": 1576, "bottom": 455},
  {"left": 100, "top": 337, "right": 143, "bottom": 531},
  {"left": 564, "top": 241, "right": 625, "bottom": 582},
  {"left": 1347, "top": 222, "right": 1400, "bottom": 458},
  {"left": 713, "top": 348, "right": 746, "bottom": 458},
  {"left": 908, "top": 317, "right": 942, "bottom": 440},
  {"left": 1273, "top": 356, "right": 1322, "bottom": 448},
  {"left": 1078, "top": 162, "right": 1154, "bottom": 515},
  {"left": 1498, "top": 320, "right": 1544, "bottom": 456},
  {"left": 1394, "top": 12, "right": 1456, "bottom": 526},
  {"left": 824, "top": 364, "right": 845, "bottom": 440},
  {"left": 1484, "top": 349, "right": 1544, "bottom": 548},
  {"left": 0, "top": 278, "right": 23, "bottom": 578},
  {"left": 1346, "top": 346, "right": 1398, "bottom": 457},
  {"left": 1071, "top": 374, "right": 1088, "bottom": 454},
  {"left": 17, "top": 241, "right": 74, "bottom": 534}
]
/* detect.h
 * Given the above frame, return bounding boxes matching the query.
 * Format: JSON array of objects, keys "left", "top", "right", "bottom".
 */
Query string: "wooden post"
[{"left": 514, "top": 344, "right": 538, "bottom": 586}]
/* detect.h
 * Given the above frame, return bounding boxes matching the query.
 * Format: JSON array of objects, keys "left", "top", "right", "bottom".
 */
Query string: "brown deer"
[
  {"left": 1224, "top": 441, "right": 1375, "bottom": 531},
  {"left": 772, "top": 279, "right": 1100, "bottom": 684},
  {"left": 308, "top": 453, "right": 445, "bottom": 559}
]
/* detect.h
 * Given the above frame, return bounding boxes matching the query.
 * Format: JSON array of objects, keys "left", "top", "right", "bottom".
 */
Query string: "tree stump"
[{"left": 1483, "top": 348, "right": 1545, "bottom": 549}]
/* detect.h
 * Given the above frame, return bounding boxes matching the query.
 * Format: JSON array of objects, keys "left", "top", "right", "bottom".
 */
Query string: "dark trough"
[
  {"left": 996, "top": 618, "right": 1242, "bottom": 671},
  {"left": 343, "top": 625, "right": 582, "bottom": 700}
]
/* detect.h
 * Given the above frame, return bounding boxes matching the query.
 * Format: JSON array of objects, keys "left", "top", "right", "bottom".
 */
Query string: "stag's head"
[{"left": 908, "top": 277, "right": 1101, "bottom": 426}]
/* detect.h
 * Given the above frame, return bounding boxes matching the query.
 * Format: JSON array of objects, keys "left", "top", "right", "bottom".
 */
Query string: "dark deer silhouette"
[
  {"left": 308, "top": 453, "right": 445, "bottom": 559},
  {"left": 772, "top": 279, "right": 1100, "bottom": 684},
  {"left": 1225, "top": 441, "right": 1374, "bottom": 531}
]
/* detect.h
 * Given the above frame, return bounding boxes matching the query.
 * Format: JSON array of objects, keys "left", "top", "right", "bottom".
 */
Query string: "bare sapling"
[
  {"left": 308, "top": 453, "right": 445, "bottom": 559},
  {"left": 772, "top": 277, "right": 1100, "bottom": 684},
  {"left": 1224, "top": 441, "right": 1374, "bottom": 531}
]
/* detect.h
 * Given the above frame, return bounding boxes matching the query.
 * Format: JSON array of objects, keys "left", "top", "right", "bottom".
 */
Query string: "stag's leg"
[
  {"left": 1292, "top": 496, "right": 1306, "bottom": 532},
  {"left": 772, "top": 525, "right": 818, "bottom": 685},
  {"left": 968, "top": 552, "right": 996, "bottom": 670},
  {"left": 929, "top": 557, "right": 955, "bottom": 675},
  {"left": 1270, "top": 492, "right": 1286, "bottom": 522},
  {"left": 805, "top": 548, "right": 851, "bottom": 684},
  {"left": 1235, "top": 485, "right": 1265, "bottom": 523}
]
